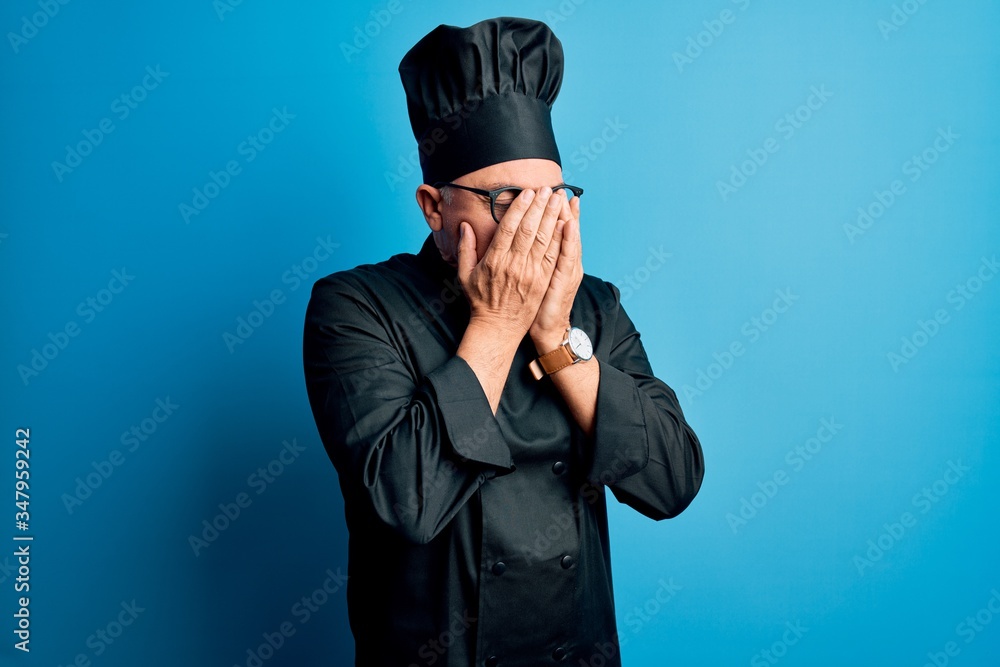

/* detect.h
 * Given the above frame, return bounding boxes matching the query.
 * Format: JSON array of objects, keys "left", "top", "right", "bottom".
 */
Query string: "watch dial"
[{"left": 569, "top": 327, "right": 593, "bottom": 360}]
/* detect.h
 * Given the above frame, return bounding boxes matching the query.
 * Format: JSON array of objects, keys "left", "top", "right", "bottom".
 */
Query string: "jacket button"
[
  {"left": 552, "top": 461, "right": 566, "bottom": 475},
  {"left": 552, "top": 646, "right": 567, "bottom": 661},
  {"left": 485, "top": 656, "right": 499, "bottom": 667},
  {"left": 560, "top": 555, "right": 574, "bottom": 569},
  {"left": 491, "top": 561, "right": 506, "bottom": 576}
]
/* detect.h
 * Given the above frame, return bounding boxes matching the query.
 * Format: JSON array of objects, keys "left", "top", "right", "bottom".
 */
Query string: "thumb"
[{"left": 456, "top": 222, "right": 476, "bottom": 282}]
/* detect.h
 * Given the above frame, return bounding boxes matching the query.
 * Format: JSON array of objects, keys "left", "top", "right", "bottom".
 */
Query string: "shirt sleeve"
[
  {"left": 585, "top": 281, "right": 705, "bottom": 520},
  {"left": 302, "top": 274, "right": 514, "bottom": 545}
]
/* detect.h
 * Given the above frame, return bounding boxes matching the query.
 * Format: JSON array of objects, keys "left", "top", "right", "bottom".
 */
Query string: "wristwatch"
[{"left": 528, "top": 326, "right": 593, "bottom": 380}]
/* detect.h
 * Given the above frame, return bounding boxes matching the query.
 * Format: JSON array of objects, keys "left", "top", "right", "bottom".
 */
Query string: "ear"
[{"left": 416, "top": 184, "right": 444, "bottom": 232}]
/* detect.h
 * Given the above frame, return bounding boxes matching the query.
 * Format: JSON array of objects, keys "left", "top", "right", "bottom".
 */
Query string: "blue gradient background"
[{"left": 2, "top": 1, "right": 998, "bottom": 665}]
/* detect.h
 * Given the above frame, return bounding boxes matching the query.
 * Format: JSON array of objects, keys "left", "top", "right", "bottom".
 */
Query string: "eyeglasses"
[{"left": 433, "top": 182, "right": 584, "bottom": 224}]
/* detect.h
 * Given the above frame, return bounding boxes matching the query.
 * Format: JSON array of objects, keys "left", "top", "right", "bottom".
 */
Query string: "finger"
[
  {"left": 509, "top": 186, "right": 557, "bottom": 261},
  {"left": 560, "top": 215, "right": 581, "bottom": 268},
  {"left": 572, "top": 209, "right": 582, "bottom": 260},
  {"left": 456, "top": 222, "right": 477, "bottom": 284},
  {"left": 488, "top": 188, "right": 535, "bottom": 256},
  {"left": 556, "top": 194, "right": 580, "bottom": 244},
  {"left": 528, "top": 190, "right": 563, "bottom": 268},
  {"left": 541, "top": 218, "right": 566, "bottom": 273},
  {"left": 556, "top": 189, "right": 573, "bottom": 221}
]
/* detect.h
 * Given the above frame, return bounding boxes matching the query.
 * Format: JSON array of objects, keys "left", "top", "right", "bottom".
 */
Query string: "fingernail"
[
  {"left": 460, "top": 223, "right": 464, "bottom": 240},
  {"left": 524, "top": 189, "right": 535, "bottom": 202}
]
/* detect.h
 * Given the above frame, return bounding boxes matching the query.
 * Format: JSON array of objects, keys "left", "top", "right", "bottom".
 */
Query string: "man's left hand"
[{"left": 529, "top": 195, "right": 583, "bottom": 353}]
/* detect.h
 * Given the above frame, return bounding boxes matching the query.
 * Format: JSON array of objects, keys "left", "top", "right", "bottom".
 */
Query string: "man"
[{"left": 303, "top": 17, "right": 704, "bottom": 666}]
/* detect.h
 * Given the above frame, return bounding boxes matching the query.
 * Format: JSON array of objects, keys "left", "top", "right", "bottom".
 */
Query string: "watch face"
[{"left": 568, "top": 327, "right": 593, "bottom": 360}]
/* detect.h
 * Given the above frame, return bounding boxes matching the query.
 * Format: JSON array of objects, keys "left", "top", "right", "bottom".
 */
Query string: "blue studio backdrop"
[{"left": 2, "top": 1, "right": 999, "bottom": 665}]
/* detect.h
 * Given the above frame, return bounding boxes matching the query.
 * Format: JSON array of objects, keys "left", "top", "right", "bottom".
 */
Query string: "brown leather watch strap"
[{"left": 528, "top": 345, "right": 574, "bottom": 380}]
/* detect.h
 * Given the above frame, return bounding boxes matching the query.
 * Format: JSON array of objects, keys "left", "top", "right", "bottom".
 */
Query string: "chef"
[{"left": 303, "top": 16, "right": 704, "bottom": 667}]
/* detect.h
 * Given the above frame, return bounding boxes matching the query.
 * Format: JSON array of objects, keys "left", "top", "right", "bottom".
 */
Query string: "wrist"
[
  {"left": 530, "top": 323, "right": 570, "bottom": 355},
  {"left": 464, "top": 316, "right": 526, "bottom": 351}
]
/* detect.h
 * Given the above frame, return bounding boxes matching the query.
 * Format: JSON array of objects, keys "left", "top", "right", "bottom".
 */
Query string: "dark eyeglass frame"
[{"left": 433, "top": 182, "right": 584, "bottom": 224}]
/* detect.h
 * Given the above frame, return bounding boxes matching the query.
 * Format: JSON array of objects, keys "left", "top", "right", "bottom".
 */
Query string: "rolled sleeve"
[
  {"left": 304, "top": 274, "right": 513, "bottom": 544},
  {"left": 424, "top": 355, "right": 514, "bottom": 470}
]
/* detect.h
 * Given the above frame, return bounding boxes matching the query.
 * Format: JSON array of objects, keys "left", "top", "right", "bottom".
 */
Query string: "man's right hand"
[
  {"left": 456, "top": 186, "right": 567, "bottom": 339},
  {"left": 454, "top": 186, "right": 569, "bottom": 414}
]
